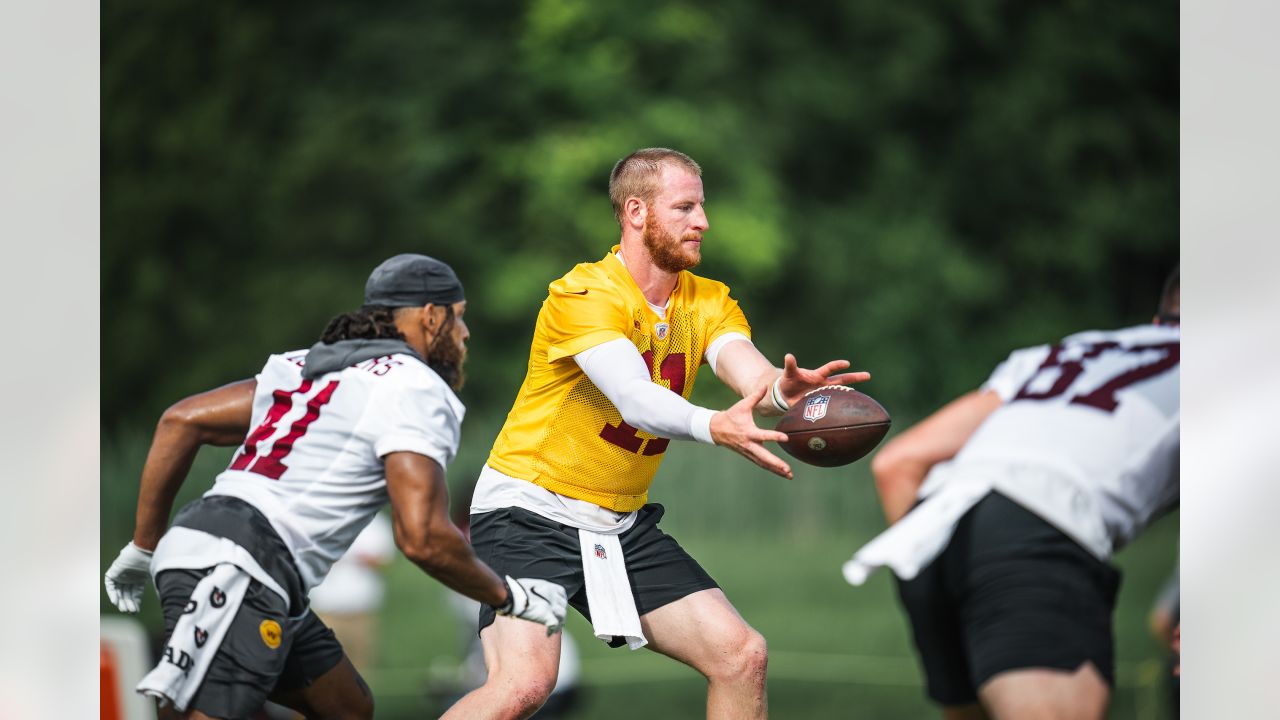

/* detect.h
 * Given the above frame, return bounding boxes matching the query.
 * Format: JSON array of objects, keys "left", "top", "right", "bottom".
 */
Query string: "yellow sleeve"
[
  {"left": 543, "top": 274, "right": 631, "bottom": 363},
  {"left": 705, "top": 284, "right": 752, "bottom": 347}
]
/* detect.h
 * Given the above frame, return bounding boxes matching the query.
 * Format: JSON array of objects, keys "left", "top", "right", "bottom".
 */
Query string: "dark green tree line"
[{"left": 103, "top": 0, "right": 1176, "bottom": 429}]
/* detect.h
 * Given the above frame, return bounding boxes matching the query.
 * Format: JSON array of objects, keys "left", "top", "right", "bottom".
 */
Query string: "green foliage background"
[
  {"left": 103, "top": 0, "right": 1176, "bottom": 429},
  {"left": 102, "top": 1, "right": 1178, "bottom": 717}
]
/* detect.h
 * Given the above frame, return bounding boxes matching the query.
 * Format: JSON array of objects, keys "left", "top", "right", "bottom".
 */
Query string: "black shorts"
[
  {"left": 470, "top": 503, "right": 718, "bottom": 647},
  {"left": 895, "top": 492, "right": 1122, "bottom": 706},
  {"left": 157, "top": 570, "right": 345, "bottom": 718},
  {"left": 156, "top": 496, "right": 345, "bottom": 718}
]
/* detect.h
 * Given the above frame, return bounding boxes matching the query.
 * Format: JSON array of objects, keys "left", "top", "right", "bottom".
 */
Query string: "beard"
[
  {"left": 643, "top": 208, "right": 702, "bottom": 273},
  {"left": 426, "top": 318, "right": 467, "bottom": 392}
]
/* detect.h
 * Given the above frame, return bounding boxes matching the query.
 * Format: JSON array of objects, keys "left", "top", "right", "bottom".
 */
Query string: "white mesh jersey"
[
  {"left": 204, "top": 349, "right": 464, "bottom": 591},
  {"left": 921, "top": 323, "right": 1180, "bottom": 556}
]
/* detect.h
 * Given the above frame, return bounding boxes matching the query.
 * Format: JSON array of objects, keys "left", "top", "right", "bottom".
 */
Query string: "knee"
[
  {"left": 489, "top": 673, "right": 557, "bottom": 719},
  {"left": 710, "top": 628, "right": 768, "bottom": 686}
]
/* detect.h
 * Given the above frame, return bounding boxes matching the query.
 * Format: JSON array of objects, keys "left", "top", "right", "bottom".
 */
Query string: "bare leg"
[
  {"left": 978, "top": 662, "right": 1109, "bottom": 720},
  {"left": 440, "top": 615, "right": 562, "bottom": 720},
  {"left": 639, "top": 588, "right": 768, "bottom": 720},
  {"left": 269, "top": 655, "right": 374, "bottom": 720}
]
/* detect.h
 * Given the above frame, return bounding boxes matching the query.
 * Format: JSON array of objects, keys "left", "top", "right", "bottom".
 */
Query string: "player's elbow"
[
  {"left": 395, "top": 532, "right": 434, "bottom": 568},
  {"left": 157, "top": 399, "right": 203, "bottom": 437},
  {"left": 396, "top": 527, "right": 452, "bottom": 572},
  {"left": 870, "top": 445, "right": 919, "bottom": 493}
]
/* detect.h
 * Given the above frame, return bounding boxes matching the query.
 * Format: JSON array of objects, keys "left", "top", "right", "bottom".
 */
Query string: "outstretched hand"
[
  {"left": 777, "top": 353, "right": 871, "bottom": 408},
  {"left": 710, "top": 383, "right": 793, "bottom": 479}
]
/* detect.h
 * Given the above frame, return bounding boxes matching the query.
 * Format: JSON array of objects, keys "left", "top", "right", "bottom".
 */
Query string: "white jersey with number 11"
[{"left": 205, "top": 349, "right": 464, "bottom": 591}]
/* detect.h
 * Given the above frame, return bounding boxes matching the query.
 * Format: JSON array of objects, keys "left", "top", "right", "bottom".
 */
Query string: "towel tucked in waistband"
[
  {"left": 578, "top": 529, "right": 646, "bottom": 650},
  {"left": 136, "top": 563, "right": 251, "bottom": 711}
]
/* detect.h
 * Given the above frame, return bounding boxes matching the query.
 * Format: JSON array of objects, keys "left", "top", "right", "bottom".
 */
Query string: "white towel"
[
  {"left": 136, "top": 563, "right": 251, "bottom": 711},
  {"left": 842, "top": 481, "right": 994, "bottom": 586},
  {"left": 578, "top": 529, "right": 646, "bottom": 650}
]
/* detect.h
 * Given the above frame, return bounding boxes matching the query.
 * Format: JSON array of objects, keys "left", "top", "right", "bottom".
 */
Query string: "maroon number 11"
[{"left": 229, "top": 379, "right": 341, "bottom": 479}]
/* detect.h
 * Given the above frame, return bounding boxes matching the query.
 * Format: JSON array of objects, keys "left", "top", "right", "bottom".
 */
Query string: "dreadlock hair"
[{"left": 319, "top": 306, "right": 406, "bottom": 344}]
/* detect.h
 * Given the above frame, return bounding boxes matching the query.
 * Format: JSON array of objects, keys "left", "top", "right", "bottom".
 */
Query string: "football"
[{"left": 774, "top": 386, "right": 891, "bottom": 467}]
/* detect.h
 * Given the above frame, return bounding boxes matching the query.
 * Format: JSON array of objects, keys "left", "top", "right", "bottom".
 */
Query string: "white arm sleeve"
[
  {"left": 704, "top": 332, "right": 751, "bottom": 374},
  {"left": 575, "top": 338, "right": 716, "bottom": 445}
]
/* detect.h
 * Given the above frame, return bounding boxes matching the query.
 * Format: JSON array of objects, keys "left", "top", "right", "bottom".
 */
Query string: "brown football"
[{"left": 775, "top": 386, "right": 892, "bottom": 467}]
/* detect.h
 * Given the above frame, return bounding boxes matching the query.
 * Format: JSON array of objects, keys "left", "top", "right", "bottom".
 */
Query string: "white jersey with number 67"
[
  {"left": 923, "top": 323, "right": 1179, "bottom": 557},
  {"left": 205, "top": 349, "right": 465, "bottom": 591}
]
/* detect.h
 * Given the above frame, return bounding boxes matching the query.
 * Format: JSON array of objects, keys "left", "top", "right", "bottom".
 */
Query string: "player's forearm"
[
  {"left": 871, "top": 456, "right": 931, "bottom": 525},
  {"left": 577, "top": 339, "right": 716, "bottom": 444},
  {"left": 712, "top": 341, "right": 784, "bottom": 415},
  {"left": 398, "top": 525, "right": 508, "bottom": 607},
  {"left": 131, "top": 381, "right": 255, "bottom": 549},
  {"left": 132, "top": 414, "right": 205, "bottom": 549},
  {"left": 751, "top": 368, "right": 786, "bottom": 416},
  {"left": 613, "top": 378, "right": 715, "bottom": 443},
  {"left": 876, "top": 476, "right": 925, "bottom": 526}
]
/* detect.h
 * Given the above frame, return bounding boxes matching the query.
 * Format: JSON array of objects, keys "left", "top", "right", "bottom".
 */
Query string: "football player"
[
  {"left": 846, "top": 269, "right": 1180, "bottom": 720},
  {"left": 104, "top": 254, "right": 568, "bottom": 720},
  {"left": 443, "top": 148, "right": 871, "bottom": 720}
]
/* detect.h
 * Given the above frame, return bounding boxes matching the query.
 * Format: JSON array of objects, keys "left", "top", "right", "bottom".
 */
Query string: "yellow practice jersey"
[{"left": 487, "top": 245, "right": 751, "bottom": 511}]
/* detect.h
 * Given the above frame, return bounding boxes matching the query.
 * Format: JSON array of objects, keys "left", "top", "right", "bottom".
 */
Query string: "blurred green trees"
[{"left": 102, "top": 0, "right": 1176, "bottom": 428}]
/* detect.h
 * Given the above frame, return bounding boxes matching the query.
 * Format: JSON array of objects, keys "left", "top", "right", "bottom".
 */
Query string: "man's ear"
[
  {"left": 419, "top": 303, "right": 439, "bottom": 332},
  {"left": 624, "top": 197, "right": 647, "bottom": 230}
]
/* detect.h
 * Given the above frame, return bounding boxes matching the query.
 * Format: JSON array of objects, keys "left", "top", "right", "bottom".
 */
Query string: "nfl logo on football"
[{"left": 803, "top": 395, "right": 830, "bottom": 423}]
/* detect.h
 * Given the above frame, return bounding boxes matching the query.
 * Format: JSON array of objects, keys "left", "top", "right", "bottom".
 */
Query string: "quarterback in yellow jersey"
[
  {"left": 486, "top": 243, "right": 753, "bottom": 511},
  {"left": 444, "top": 149, "right": 870, "bottom": 720}
]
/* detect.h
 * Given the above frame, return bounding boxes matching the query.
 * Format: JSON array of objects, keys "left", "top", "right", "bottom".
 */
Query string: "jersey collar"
[{"left": 604, "top": 244, "right": 683, "bottom": 311}]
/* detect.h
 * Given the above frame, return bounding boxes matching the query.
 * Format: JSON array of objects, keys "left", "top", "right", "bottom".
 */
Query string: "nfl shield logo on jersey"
[
  {"left": 654, "top": 323, "right": 670, "bottom": 340},
  {"left": 803, "top": 395, "right": 830, "bottom": 423},
  {"left": 594, "top": 543, "right": 607, "bottom": 559}
]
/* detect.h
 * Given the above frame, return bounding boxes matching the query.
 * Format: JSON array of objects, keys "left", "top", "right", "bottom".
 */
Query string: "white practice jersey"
[
  {"left": 205, "top": 349, "right": 464, "bottom": 591},
  {"left": 922, "top": 323, "right": 1180, "bottom": 556}
]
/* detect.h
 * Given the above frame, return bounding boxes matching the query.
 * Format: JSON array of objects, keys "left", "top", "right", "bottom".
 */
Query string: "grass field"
[
  {"left": 369, "top": 523, "right": 1178, "bottom": 719},
  {"left": 101, "top": 424, "right": 1178, "bottom": 719}
]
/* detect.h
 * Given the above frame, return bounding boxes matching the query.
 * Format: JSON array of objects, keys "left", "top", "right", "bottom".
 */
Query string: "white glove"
[
  {"left": 104, "top": 542, "right": 154, "bottom": 613},
  {"left": 496, "top": 576, "right": 568, "bottom": 636}
]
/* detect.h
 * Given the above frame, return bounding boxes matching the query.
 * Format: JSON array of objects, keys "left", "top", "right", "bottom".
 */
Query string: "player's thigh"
[
  {"left": 639, "top": 588, "right": 765, "bottom": 677},
  {"left": 270, "top": 655, "right": 372, "bottom": 720},
  {"left": 958, "top": 495, "right": 1121, "bottom": 693},
  {"left": 622, "top": 503, "right": 719, "bottom": 618},
  {"left": 268, "top": 611, "right": 370, "bottom": 719},
  {"left": 470, "top": 508, "right": 587, "bottom": 636},
  {"left": 895, "top": 558, "right": 979, "bottom": 708},
  {"left": 978, "top": 663, "right": 1109, "bottom": 720},
  {"left": 478, "top": 614, "right": 563, "bottom": 687}
]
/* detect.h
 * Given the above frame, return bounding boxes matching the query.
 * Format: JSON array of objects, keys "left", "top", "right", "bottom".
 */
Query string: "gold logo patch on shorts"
[{"left": 259, "top": 619, "right": 282, "bottom": 649}]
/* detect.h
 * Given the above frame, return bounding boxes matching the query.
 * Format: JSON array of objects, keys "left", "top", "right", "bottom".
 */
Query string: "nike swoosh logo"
[
  {"left": 569, "top": 290, "right": 588, "bottom": 295},
  {"left": 529, "top": 587, "right": 551, "bottom": 605}
]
